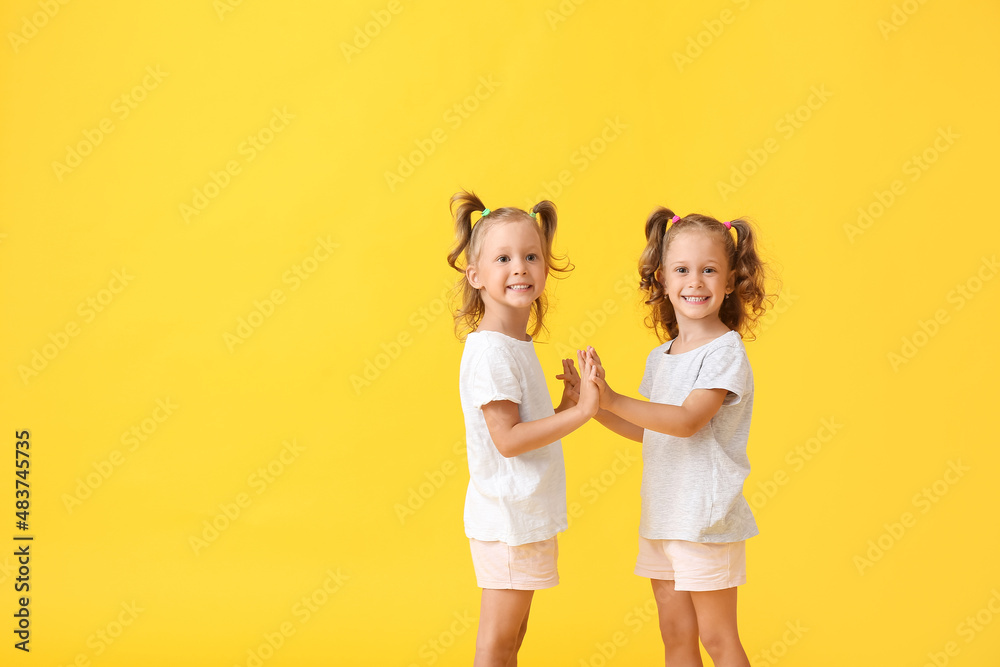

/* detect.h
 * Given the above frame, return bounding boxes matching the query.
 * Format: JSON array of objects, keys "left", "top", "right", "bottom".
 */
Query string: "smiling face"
[
  {"left": 466, "top": 218, "right": 547, "bottom": 331},
  {"left": 659, "top": 230, "right": 735, "bottom": 329}
]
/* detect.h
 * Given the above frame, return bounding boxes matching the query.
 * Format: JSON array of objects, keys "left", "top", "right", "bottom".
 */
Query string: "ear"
[
  {"left": 726, "top": 268, "right": 736, "bottom": 295},
  {"left": 654, "top": 268, "right": 664, "bottom": 286},
  {"left": 466, "top": 264, "right": 482, "bottom": 290}
]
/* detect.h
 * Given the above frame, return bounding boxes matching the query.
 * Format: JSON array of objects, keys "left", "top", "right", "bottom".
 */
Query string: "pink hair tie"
[
  {"left": 670, "top": 215, "right": 680, "bottom": 223},
  {"left": 722, "top": 219, "right": 738, "bottom": 243}
]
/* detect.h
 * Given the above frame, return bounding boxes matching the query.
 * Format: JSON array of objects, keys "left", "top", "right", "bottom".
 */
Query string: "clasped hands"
[{"left": 556, "top": 346, "right": 615, "bottom": 417}]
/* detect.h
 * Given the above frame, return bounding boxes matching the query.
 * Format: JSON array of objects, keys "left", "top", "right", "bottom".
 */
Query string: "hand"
[
  {"left": 575, "top": 349, "right": 600, "bottom": 419},
  {"left": 586, "top": 346, "right": 614, "bottom": 410},
  {"left": 555, "top": 357, "right": 581, "bottom": 408}
]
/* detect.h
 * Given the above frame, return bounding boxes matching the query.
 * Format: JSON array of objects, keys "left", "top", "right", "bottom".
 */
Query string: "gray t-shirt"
[{"left": 638, "top": 330, "right": 758, "bottom": 543}]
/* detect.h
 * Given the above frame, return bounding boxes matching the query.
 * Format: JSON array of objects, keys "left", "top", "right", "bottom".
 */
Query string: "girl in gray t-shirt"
[{"left": 579, "top": 208, "right": 773, "bottom": 667}]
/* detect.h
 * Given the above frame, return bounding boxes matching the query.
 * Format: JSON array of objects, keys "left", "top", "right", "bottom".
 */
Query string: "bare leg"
[
  {"left": 650, "top": 579, "right": 703, "bottom": 667},
  {"left": 690, "top": 587, "right": 749, "bottom": 667},
  {"left": 505, "top": 603, "right": 531, "bottom": 667},
  {"left": 474, "top": 589, "right": 533, "bottom": 667}
]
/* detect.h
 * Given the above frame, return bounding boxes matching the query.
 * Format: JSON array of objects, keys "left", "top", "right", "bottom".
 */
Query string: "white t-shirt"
[
  {"left": 459, "top": 331, "right": 567, "bottom": 546},
  {"left": 638, "top": 329, "right": 758, "bottom": 543}
]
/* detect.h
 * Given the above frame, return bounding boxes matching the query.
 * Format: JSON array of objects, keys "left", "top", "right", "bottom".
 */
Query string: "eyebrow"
[
  {"left": 491, "top": 245, "right": 540, "bottom": 253},
  {"left": 667, "top": 259, "right": 722, "bottom": 266}
]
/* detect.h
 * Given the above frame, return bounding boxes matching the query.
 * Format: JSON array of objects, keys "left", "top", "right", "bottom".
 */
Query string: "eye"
[
  {"left": 496, "top": 255, "right": 509, "bottom": 263},
  {"left": 526, "top": 253, "right": 538, "bottom": 262},
  {"left": 674, "top": 267, "right": 687, "bottom": 274},
  {"left": 703, "top": 267, "right": 716, "bottom": 274}
]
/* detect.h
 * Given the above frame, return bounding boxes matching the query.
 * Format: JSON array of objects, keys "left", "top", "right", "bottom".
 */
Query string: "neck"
[
  {"left": 672, "top": 315, "right": 730, "bottom": 347},
  {"left": 477, "top": 306, "right": 532, "bottom": 341}
]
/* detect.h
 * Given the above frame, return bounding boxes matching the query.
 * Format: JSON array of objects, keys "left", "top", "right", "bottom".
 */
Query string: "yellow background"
[{"left": 2, "top": 0, "right": 999, "bottom": 665}]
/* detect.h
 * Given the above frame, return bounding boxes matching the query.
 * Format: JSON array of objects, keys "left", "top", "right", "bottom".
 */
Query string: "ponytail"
[
  {"left": 721, "top": 217, "right": 772, "bottom": 340},
  {"left": 447, "top": 190, "right": 486, "bottom": 272},
  {"left": 638, "top": 207, "right": 677, "bottom": 341}
]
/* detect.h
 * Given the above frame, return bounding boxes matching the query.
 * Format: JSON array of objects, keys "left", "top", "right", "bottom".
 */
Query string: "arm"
[
  {"left": 593, "top": 408, "right": 645, "bottom": 443},
  {"left": 588, "top": 346, "right": 727, "bottom": 438},
  {"left": 601, "top": 387, "right": 727, "bottom": 438},
  {"left": 484, "top": 352, "right": 599, "bottom": 458}
]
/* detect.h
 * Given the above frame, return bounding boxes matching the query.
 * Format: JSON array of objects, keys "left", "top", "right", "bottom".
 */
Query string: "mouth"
[
  {"left": 507, "top": 284, "right": 532, "bottom": 292},
  {"left": 681, "top": 296, "right": 709, "bottom": 303}
]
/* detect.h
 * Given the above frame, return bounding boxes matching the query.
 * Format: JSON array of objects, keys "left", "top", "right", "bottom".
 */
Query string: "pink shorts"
[
  {"left": 635, "top": 537, "right": 746, "bottom": 591},
  {"left": 469, "top": 537, "right": 559, "bottom": 590}
]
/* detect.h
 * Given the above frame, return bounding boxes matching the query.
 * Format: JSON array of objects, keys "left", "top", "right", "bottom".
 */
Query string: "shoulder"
[
  {"left": 463, "top": 332, "right": 524, "bottom": 373},
  {"left": 697, "top": 331, "right": 753, "bottom": 382},
  {"left": 644, "top": 341, "right": 671, "bottom": 367},
  {"left": 703, "top": 330, "right": 749, "bottom": 360}
]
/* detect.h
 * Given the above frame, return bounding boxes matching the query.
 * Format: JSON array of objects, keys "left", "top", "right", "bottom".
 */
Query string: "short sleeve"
[
  {"left": 469, "top": 345, "right": 523, "bottom": 409},
  {"left": 638, "top": 346, "right": 663, "bottom": 399},
  {"left": 693, "top": 343, "right": 751, "bottom": 405}
]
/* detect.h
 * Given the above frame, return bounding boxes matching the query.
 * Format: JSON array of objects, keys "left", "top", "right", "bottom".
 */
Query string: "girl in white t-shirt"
[
  {"left": 578, "top": 208, "right": 772, "bottom": 667},
  {"left": 447, "top": 190, "right": 598, "bottom": 666}
]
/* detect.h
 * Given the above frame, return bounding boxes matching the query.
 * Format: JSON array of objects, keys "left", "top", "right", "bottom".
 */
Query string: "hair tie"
[
  {"left": 670, "top": 215, "right": 680, "bottom": 224},
  {"left": 529, "top": 211, "right": 537, "bottom": 218},
  {"left": 722, "top": 219, "right": 738, "bottom": 244},
  {"left": 480, "top": 208, "right": 491, "bottom": 217}
]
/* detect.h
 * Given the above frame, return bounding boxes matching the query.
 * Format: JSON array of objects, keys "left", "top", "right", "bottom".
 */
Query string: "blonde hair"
[
  {"left": 447, "top": 190, "right": 571, "bottom": 339},
  {"left": 638, "top": 207, "right": 774, "bottom": 341}
]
